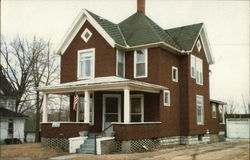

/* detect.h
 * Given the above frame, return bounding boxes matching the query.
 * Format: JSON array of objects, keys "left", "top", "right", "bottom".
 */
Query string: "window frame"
[
  {"left": 196, "top": 39, "right": 202, "bottom": 52},
  {"left": 116, "top": 49, "right": 125, "bottom": 77},
  {"left": 191, "top": 54, "right": 196, "bottom": 78},
  {"left": 195, "top": 57, "right": 203, "bottom": 85},
  {"left": 130, "top": 94, "right": 144, "bottom": 122},
  {"left": 81, "top": 28, "right": 92, "bottom": 43},
  {"left": 212, "top": 103, "right": 217, "bottom": 118},
  {"left": 8, "top": 119, "right": 14, "bottom": 136},
  {"left": 163, "top": 90, "right": 171, "bottom": 107},
  {"left": 77, "top": 48, "right": 95, "bottom": 80},
  {"left": 134, "top": 49, "right": 148, "bottom": 78},
  {"left": 172, "top": 66, "right": 178, "bottom": 82},
  {"left": 196, "top": 95, "right": 204, "bottom": 125}
]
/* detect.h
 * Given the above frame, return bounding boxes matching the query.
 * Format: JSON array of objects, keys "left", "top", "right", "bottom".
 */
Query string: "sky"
[{"left": 1, "top": 0, "right": 249, "bottom": 112}]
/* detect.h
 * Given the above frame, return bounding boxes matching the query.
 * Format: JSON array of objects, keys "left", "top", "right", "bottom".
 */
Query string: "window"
[
  {"left": 190, "top": 55, "right": 203, "bottom": 85},
  {"left": 191, "top": 55, "right": 196, "bottom": 78},
  {"left": 81, "top": 28, "right": 92, "bottom": 42},
  {"left": 78, "top": 94, "right": 94, "bottom": 125},
  {"left": 130, "top": 95, "right": 144, "bottom": 122},
  {"left": 196, "top": 39, "right": 202, "bottom": 52},
  {"left": 196, "top": 95, "right": 204, "bottom": 125},
  {"left": 172, "top": 66, "right": 178, "bottom": 82},
  {"left": 116, "top": 49, "right": 125, "bottom": 77},
  {"left": 196, "top": 57, "right": 203, "bottom": 85},
  {"left": 163, "top": 90, "right": 170, "bottom": 106},
  {"left": 78, "top": 48, "right": 95, "bottom": 79},
  {"left": 219, "top": 105, "right": 225, "bottom": 124},
  {"left": 134, "top": 49, "right": 148, "bottom": 78},
  {"left": 8, "top": 119, "right": 14, "bottom": 137},
  {"left": 212, "top": 103, "right": 217, "bottom": 118}
]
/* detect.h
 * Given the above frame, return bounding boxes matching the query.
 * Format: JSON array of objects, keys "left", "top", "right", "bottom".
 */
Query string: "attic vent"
[
  {"left": 196, "top": 40, "right": 202, "bottom": 52},
  {"left": 81, "top": 28, "right": 92, "bottom": 43}
]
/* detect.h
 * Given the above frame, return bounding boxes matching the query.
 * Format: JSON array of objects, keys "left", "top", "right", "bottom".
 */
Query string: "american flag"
[{"left": 73, "top": 92, "right": 79, "bottom": 111}]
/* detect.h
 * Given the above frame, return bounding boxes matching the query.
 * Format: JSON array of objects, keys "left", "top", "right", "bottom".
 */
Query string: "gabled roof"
[
  {"left": 56, "top": 9, "right": 214, "bottom": 64},
  {"left": 166, "top": 23, "right": 203, "bottom": 51},
  {"left": 118, "top": 12, "right": 181, "bottom": 49},
  {"left": 86, "top": 10, "right": 127, "bottom": 46},
  {"left": 0, "top": 107, "right": 27, "bottom": 118},
  {"left": 0, "top": 69, "right": 16, "bottom": 97}
]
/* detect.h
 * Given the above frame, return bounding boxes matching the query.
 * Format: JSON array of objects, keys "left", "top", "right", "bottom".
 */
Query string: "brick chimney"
[{"left": 137, "top": 0, "right": 145, "bottom": 14}]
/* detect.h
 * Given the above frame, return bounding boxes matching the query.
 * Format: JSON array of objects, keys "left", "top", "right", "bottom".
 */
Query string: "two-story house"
[{"left": 38, "top": 0, "right": 226, "bottom": 153}]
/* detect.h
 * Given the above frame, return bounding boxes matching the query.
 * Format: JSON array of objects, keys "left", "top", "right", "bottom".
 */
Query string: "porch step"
[{"left": 77, "top": 138, "right": 96, "bottom": 154}]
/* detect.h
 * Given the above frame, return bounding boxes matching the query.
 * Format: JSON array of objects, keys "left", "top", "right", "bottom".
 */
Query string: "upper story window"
[
  {"left": 190, "top": 55, "right": 203, "bottom": 85},
  {"left": 116, "top": 49, "right": 125, "bottom": 77},
  {"left": 196, "top": 39, "right": 202, "bottom": 52},
  {"left": 134, "top": 49, "right": 148, "bottom": 78},
  {"left": 163, "top": 90, "right": 170, "bottom": 107},
  {"left": 81, "top": 28, "right": 92, "bottom": 43},
  {"left": 212, "top": 103, "right": 217, "bottom": 118},
  {"left": 196, "top": 95, "right": 204, "bottom": 125},
  {"left": 172, "top": 66, "right": 178, "bottom": 82},
  {"left": 78, "top": 48, "right": 95, "bottom": 79}
]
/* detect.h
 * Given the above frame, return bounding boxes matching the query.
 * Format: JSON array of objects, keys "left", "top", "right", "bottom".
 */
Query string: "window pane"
[
  {"left": 131, "top": 115, "right": 141, "bottom": 122},
  {"left": 131, "top": 98, "right": 141, "bottom": 113},
  {"left": 84, "top": 59, "right": 91, "bottom": 77},
  {"left": 106, "top": 98, "right": 118, "bottom": 113},
  {"left": 136, "top": 63, "right": 145, "bottom": 76},
  {"left": 136, "top": 50, "right": 145, "bottom": 63},
  {"left": 165, "top": 93, "right": 168, "bottom": 104},
  {"left": 118, "top": 63, "right": 124, "bottom": 77}
]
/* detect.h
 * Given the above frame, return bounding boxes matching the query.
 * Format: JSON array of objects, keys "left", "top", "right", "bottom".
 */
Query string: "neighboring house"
[
  {"left": 38, "top": 0, "right": 226, "bottom": 153},
  {"left": 225, "top": 114, "right": 250, "bottom": 139},
  {"left": 0, "top": 70, "right": 16, "bottom": 111},
  {"left": 24, "top": 119, "right": 36, "bottom": 143},
  {"left": 0, "top": 107, "right": 26, "bottom": 143}
]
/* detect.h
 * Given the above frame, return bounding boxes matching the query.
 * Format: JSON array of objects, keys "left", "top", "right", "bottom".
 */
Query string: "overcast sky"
[{"left": 1, "top": 0, "right": 249, "bottom": 111}]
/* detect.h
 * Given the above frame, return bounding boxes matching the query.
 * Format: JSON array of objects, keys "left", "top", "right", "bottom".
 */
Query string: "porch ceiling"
[{"left": 36, "top": 76, "right": 167, "bottom": 94}]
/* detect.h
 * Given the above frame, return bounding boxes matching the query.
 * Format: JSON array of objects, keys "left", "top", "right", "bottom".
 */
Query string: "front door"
[{"left": 102, "top": 94, "right": 121, "bottom": 131}]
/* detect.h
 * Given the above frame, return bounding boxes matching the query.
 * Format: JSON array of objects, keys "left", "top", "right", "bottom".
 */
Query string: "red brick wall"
[
  {"left": 41, "top": 123, "right": 89, "bottom": 138},
  {"left": 60, "top": 20, "right": 116, "bottom": 83}
]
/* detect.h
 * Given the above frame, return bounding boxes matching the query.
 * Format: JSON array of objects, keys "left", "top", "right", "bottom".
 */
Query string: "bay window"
[
  {"left": 116, "top": 49, "right": 125, "bottom": 77},
  {"left": 78, "top": 48, "right": 95, "bottom": 79},
  {"left": 134, "top": 49, "right": 148, "bottom": 78}
]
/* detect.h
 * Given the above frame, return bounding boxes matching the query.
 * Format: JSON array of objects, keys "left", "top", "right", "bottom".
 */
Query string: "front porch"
[{"left": 38, "top": 76, "right": 166, "bottom": 152}]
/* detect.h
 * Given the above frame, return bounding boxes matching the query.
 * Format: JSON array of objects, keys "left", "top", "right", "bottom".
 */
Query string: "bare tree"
[{"left": 1, "top": 36, "right": 35, "bottom": 113}]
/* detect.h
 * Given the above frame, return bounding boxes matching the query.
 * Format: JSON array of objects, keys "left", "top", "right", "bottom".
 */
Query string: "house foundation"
[{"left": 41, "top": 137, "right": 69, "bottom": 151}]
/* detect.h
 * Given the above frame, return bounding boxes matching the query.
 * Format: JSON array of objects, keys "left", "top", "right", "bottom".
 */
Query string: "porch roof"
[{"left": 36, "top": 76, "right": 167, "bottom": 94}]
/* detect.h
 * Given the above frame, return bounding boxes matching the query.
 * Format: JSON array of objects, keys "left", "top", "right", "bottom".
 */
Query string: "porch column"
[
  {"left": 42, "top": 93, "right": 48, "bottom": 123},
  {"left": 84, "top": 90, "right": 90, "bottom": 123},
  {"left": 124, "top": 88, "right": 130, "bottom": 124}
]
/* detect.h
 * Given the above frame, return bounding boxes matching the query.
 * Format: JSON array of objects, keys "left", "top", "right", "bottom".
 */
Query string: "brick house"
[{"left": 38, "top": 0, "right": 226, "bottom": 153}]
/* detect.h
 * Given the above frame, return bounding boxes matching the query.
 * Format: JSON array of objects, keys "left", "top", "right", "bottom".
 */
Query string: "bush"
[{"left": 4, "top": 138, "right": 22, "bottom": 144}]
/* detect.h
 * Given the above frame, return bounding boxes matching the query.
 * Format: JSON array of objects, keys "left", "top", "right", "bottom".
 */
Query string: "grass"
[{"left": 0, "top": 143, "right": 66, "bottom": 160}]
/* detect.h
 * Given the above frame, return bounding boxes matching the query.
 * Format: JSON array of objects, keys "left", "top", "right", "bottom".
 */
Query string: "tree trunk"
[{"left": 35, "top": 91, "right": 40, "bottom": 142}]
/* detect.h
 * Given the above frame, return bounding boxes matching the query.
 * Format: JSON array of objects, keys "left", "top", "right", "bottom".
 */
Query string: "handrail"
[{"left": 103, "top": 124, "right": 113, "bottom": 132}]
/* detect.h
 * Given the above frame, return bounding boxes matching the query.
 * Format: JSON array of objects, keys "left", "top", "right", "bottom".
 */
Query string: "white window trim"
[
  {"left": 130, "top": 94, "right": 144, "bottom": 122},
  {"left": 163, "top": 90, "right": 171, "bottom": 107},
  {"left": 172, "top": 66, "right": 178, "bottom": 82},
  {"left": 212, "top": 103, "right": 217, "bottom": 119},
  {"left": 116, "top": 49, "right": 125, "bottom": 77},
  {"left": 81, "top": 28, "right": 92, "bottom": 43},
  {"left": 196, "top": 95, "right": 204, "bottom": 125},
  {"left": 77, "top": 48, "right": 95, "bottom": 80},
  {"left": 196, "top": 39, "right": 202, "bottom": 52},
  {"left": 195, "top": 57, "right": 203, "bottom": 85},
  {"left": 191, "top": 54, "right": 196, "bottom": 79},
  {"left": 134, "top": 49, "right": 148, "bottom": 78}
]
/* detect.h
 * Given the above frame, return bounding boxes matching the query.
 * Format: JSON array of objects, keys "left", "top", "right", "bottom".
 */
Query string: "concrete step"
[{"left": 76, "top": 148, "right": 95, "bottom": 154}]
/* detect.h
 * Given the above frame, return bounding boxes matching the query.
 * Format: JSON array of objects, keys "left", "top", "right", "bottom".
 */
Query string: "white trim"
[
  {"left": 41, "top": 122, "right": 89, "bottom": 124},
  {"left": 116, "top": 49, "right": 125, "bottom": 77},
  {"left": 84, "top": 90, "right": 90, "bottom": 123},
  {"left": 56, "top": 9, "right": 116, "bottom": 55},
  {"left": 102, "top": 94, "right": 121, "bottom": 130},
  {"left": 111, "top": 122, "right": 161, "bottom": 125},
  {"left": 77, "top": 48, "right": 95, "bottom": 79},
  {"left": 81, "top": 28, "right": 92, "bottom": 42},
  {"left": 163, "top": 90, "right": 170, "bottom": 107},
  {"left": 190, "top": 54, "right": 196, "bottom": 78},
  {"left": 42, "top": 93, "right": 48, "bottom": 123},
  {"left": 172, "top": 66, "right": 178, "bottom": 82},
  {"left": 196, "top": 95, "right": 204, "bottom": 125},
  {"left": 124, "top": 88, "right": 130, "bottom": 124},
  {"left": 134, "top": 48, "right": 148, "bottom": 78},
  {"left": 130, "top": 94, "right": 144, "bottom": 122}
]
